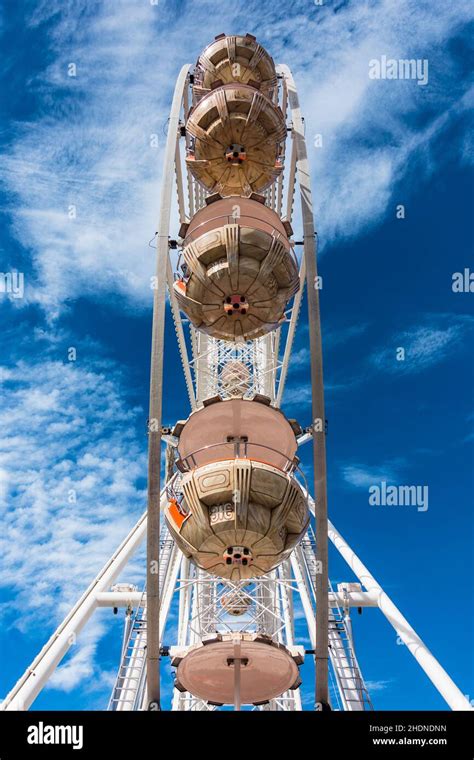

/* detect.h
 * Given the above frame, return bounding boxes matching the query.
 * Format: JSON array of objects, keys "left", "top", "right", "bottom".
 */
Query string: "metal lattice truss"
[
  {"left": 1, "top": 62, "right": 471, "bottom": 715},
  {"left": 189, "top": 333, "right": 282, "bottom": 402}
]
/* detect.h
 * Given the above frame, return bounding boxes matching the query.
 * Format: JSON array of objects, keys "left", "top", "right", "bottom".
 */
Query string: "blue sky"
[{"left": 0, "top": 0, "right": 472, "bottom": 711}]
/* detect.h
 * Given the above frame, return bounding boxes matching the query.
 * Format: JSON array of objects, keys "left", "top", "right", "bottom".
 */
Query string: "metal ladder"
[
  {"left": 108, "top": 526, "right": 176, "bottom": 711},
  {"left": 300, "top": 530, "right": 373, "bottom": 711},
  {"left": 327, "top": 578, "right": 373, "bottom": 711},
  {"left": 107, "top": 589, "right": 148, "bottom": 711}
]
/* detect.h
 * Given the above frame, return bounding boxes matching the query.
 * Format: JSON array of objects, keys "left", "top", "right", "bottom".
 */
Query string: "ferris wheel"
[{"left": 1, "top": 33, "right": 469, "bottom": 713}]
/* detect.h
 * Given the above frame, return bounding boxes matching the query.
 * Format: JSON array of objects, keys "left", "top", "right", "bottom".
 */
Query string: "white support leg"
[
  {"left": 328, "top": 520, "right": 472, "bottom": 711},
  {"left": 0, "top": 502, "right": 156, "bottom": 711}
]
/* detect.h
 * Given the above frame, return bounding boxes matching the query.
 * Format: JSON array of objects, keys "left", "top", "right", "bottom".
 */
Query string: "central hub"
[
  {"left": 224, "top": 294, "right": 249, "bottom": 315},
  {"left": 224, "top": 546, "right": 253, "bottom": 568},
  {"left": 225, "top": 143, "right": 246, "bottom": 164}
]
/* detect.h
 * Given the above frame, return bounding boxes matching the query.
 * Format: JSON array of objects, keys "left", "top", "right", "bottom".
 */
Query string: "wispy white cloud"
[
  {"left": 288, "top": 347, "right": 310, "bottom": 367},
  {"left": 365, "top": 678, "right": 394, "bottom": 693},
  {"left": 342, "top": 460, "right": 403, "bottom": 488},
  {"left": 370, "top": 314, "right": 474, "bottom": 375},
  {"left": 280, "top": 312, "right": 471, "bottom": 413},
  {"left": 2, "top": 0, "right": 171, "bottom": 316},
  {"left": 0, "top": 348, "right": 148, "bottom": 695},
  {"left": 295, "top": 323, "right": 369, "bottom": 360},
  {"left": 48, "top": 617, "right": 116, "bottom": 694},
  {"left": 285, "top": 0, "right": 474, "bottom": 245}
]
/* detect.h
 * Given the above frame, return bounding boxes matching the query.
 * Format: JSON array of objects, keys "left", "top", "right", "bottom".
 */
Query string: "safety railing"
[
  {"left": 181, "top": 212, "right": 297, "bottom": 267},
  {"left": 176, "top": 440, "right": 308, "bottom": 494}
]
